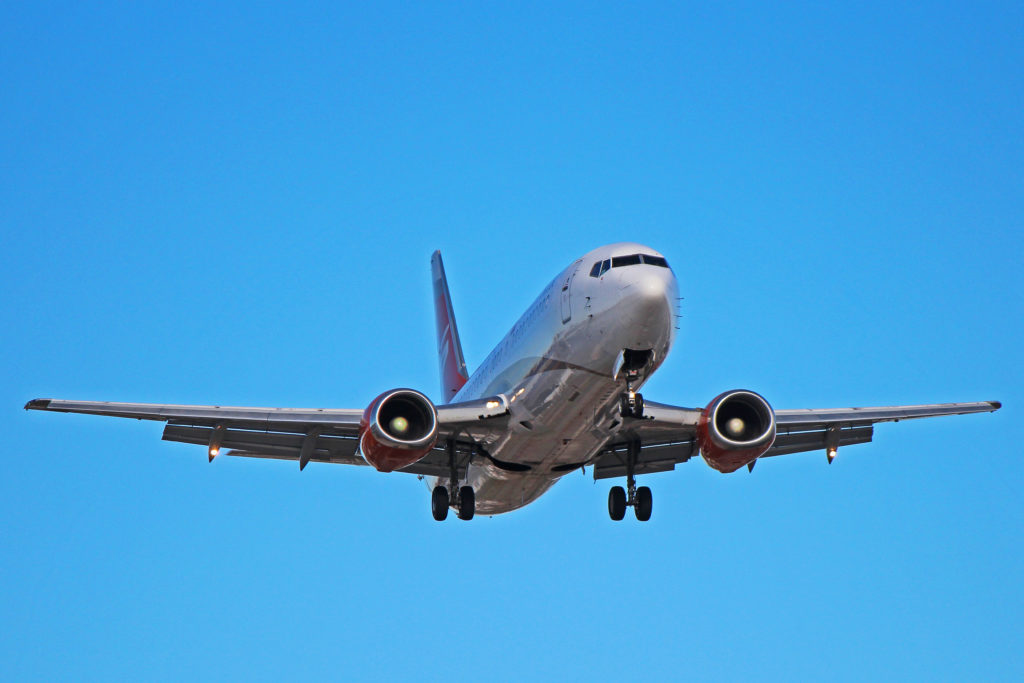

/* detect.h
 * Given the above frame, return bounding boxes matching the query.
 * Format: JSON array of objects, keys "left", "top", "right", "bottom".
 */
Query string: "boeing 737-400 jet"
[{"left": 25, "top": 243, "right": 1001, "bottom": 521}]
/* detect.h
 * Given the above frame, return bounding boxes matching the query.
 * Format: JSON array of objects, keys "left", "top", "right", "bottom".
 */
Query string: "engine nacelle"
[
  {"left": 698, "top": 390, "right": 777, "bottom": 473},
  {"left": 359, "top": 389, "right": 439, "bottom": 472}
]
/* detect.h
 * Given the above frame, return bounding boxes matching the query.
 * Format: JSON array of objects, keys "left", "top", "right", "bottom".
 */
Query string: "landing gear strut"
[
  {"left": 608, "top": 440, "right": 653, "bottom": 522},
  {"left": 619, "top": 375, "right": 644, "bottom": 419},
  {"left": 431, "top": 439, "right": 476, "bottom": 521}
]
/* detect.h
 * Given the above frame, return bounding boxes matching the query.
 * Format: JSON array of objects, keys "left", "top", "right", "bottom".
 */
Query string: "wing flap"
[
  {"left": 592, "top": 438, "right": 698, "bottom": 480},
  {"left": 217, "top": 446, "right": 456, "bottom": 476},
  {"left": 168, "top": 426, "right": 461, "bottom": 477},
  {"left": 223, "top": 450, "right": 368, "bottom": 467},
  {"left": 765, "top": 425, "right": 873, "bottom": 457},
  {"left": 162, "top": 424, "right": 361, "bottom": 463}
]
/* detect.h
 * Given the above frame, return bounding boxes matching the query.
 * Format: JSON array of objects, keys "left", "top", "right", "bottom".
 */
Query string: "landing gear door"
[{"left": 561, "top": 260, "right": 582, "bottom": 324}]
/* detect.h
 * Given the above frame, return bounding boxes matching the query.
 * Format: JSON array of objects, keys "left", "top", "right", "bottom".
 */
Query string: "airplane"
[{"left": 25, "top": 242, "right": 1001, "bottom": 521}]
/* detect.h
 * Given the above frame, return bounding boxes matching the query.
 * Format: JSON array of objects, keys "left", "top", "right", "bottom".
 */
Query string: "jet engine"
[
  {"left": 697, "top": 390, "right": 777, "bottom": 473},
  {"left": 359, "top": 389, "right": 439, "bottom": 472}
]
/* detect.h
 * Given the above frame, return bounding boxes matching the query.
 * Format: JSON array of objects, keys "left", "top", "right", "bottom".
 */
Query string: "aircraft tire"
[
  {"left": 458, "top": 486, "right": 475, "bottom": 520},
  {"left": 635, "top": 486, "right": 652, "bottom": 522},
  {"left": 431, "top": 486, "right": 449, "bottom": 521},
  {"left": 619, "top": 393, "right": 645, "bottom": 418},
  {"left": 608, "top": 486, "right": 627, "bottom": 521}
]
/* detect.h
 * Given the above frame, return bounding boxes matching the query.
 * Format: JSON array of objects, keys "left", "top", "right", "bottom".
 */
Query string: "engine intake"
[
  {"left": 698, "top": 390, "right": 776, "bottom": 473},
  {"left": 359, "top": 389, "right": 439, "bottom": 472}
]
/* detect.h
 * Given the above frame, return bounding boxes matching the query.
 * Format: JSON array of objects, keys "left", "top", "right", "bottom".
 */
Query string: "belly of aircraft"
[{"left": 465, "top": 369, "right": 624, "bottom": 515}]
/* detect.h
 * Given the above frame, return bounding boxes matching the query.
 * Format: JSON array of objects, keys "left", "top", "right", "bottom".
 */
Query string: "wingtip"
[
  {"left": 24, "top": 399, "right": 51, "bottom": 411},
  {"left": 989, "top": 401, "right": 1002, "bottom": 411}
]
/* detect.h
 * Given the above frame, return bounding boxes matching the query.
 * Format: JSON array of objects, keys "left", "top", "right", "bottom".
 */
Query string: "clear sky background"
[{"left": 2, "top": 2, "right": 1022, "bottom": 681}]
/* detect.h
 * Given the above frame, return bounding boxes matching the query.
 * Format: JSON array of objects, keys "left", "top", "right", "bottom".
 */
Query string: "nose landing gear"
[
  {"left": 619, "top": 365, "right": 645, "bottom": 419},
  {"left": 607, "top": 440, "right": 653, "bottom": 521},
  {"left": 620, "top": 390, "right": 645, "bottom": 419}
]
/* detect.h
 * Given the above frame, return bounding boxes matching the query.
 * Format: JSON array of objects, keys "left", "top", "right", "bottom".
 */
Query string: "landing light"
[
  {"left": 208, "top": 424, "right": 226, "bottom": 462},
  {"left": 827, "top": 447, "right": 837, "bottom": 464},
  {"left": 486, "top": 400, "right": 500, "bottom": 409}
]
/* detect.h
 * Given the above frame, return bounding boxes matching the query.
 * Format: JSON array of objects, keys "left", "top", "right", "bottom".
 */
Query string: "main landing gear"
[
  {"left": 432, "top": 439, "right": 476, "bottom": 521},
  {"left": 430, "top": 485, "right": 476, "bottom": 521},
  {"left": 431, "top": 485, "right": 449, "bottom": 521},
  {"left": 608, "top": 440, "right": 652, "bottom": 521}
]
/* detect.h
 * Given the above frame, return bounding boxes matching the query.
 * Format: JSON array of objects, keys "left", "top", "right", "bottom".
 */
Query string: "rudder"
[{"left": 431, "top": 251, "right": 469, "bottom": 403}]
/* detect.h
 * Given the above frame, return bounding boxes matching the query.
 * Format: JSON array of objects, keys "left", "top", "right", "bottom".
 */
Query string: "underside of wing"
[
  {"left": 590, "top": 398, "right": 1001, "bottom": 478},
  {"left": 25, "top": 395, "right": 503, "bottom": 476},
  {"left": 24, "top": 398, "right": 364, "bottom": 432},
  {"left": 774, "top": 401, "right": 1001, "bottom": 430},
  {"left": 764, "top": 400, "right": 1001, "bottom": 464},
  {"left": 591, "top": 400, "right": 701, "bottom": 479},
  {"left": 591, "top": 437, "right": 698, "bottom": 480}
]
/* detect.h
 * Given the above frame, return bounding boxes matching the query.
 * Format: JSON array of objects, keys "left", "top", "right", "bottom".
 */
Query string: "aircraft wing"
[
  {"left": 592, "top": 400, "right": 1001, "bottom": 479},
  {"left": 23, "top": 395, "right": 509, "bottom": 477}
]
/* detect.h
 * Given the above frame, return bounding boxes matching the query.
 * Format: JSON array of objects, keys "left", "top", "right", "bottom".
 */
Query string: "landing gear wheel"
[
  {"left": 431, "top": 486, "right": 449, "bottom": 521},
  {"left": 608, "top": 486, "right": 627, "bottom": 521},
  {"left": 635, "top": 486, "right": 652, "bottom": 522},
  {"left": 457, "top": 486, "right": 475, "bottom": 520},
  {"left": 619, "top": 392, "right": 645, "bottom": 418}
]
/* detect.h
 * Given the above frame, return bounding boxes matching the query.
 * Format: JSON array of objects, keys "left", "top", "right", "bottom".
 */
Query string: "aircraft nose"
[
  {"left": 625, "top": 266, "right": 677, "bottom": 338},
  {"left": 635, "top": 267, "right": 675, "bottom": 309},
  {"left": 637, "top": 268, "right": 670, "bottom": 302}
]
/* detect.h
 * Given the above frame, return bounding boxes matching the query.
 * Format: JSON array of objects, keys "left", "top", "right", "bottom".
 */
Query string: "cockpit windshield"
[{"left": 588, "top": 253, "right": 670, "bottom": 277}]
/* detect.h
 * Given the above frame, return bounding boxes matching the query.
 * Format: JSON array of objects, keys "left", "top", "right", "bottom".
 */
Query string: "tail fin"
[{"left": 431, "top": 251, "right": 469, "bottom": 403}]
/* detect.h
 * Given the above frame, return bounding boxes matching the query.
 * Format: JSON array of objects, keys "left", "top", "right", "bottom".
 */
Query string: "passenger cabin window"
[{"left": 589, "top": 262, "right": 602, "bottom": 277}]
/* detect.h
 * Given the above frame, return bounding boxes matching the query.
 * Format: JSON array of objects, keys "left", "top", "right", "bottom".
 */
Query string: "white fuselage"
[{"left": 429, "top": 242, "right": 679, "bottom": 514}]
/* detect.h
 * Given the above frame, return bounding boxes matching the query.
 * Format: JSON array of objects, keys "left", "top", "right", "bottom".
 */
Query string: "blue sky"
[{"left": 2, "top": 2, "right": 1022, "bottom": 680}]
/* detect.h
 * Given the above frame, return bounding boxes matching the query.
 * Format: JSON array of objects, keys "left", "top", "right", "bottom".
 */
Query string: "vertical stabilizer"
[{"left": 431, "top": 251, "right": 469, "bottom": 403}]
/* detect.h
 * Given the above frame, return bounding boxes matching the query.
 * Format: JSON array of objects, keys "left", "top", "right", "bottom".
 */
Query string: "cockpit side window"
[
  {"left": 599, "top": 259, "right": 610, "bottom": 275},
  {"left": 589, "top": 262, "right": 602, "bottom": 277},
  {"left": 641, "top": 255, "right": 669, "bottom": 268}
]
